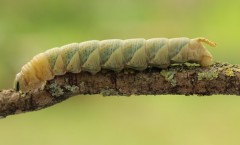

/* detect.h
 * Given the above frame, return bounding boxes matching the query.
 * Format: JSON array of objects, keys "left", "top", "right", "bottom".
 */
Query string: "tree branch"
[{"left": 0, "top": 62, "right": 239, "bottom": 118}]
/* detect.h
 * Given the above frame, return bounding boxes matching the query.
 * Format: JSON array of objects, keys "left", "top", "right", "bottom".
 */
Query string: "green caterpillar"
[{"left": 14, "top": 37, "right": 216, "bottom": 92}]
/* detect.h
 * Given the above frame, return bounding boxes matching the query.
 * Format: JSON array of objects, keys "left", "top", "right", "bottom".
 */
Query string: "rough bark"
[{"left": 0, "top": 62, "right": 239, "bottom": 118}]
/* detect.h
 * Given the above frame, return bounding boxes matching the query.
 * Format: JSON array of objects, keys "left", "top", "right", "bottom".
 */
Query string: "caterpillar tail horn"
[{"left": 196, "top": 37, "right": 217, "bottom": 47}]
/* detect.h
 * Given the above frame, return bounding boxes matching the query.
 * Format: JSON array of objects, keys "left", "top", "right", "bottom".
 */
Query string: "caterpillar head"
[
  {"left": 191, "top": 38, "right": 216, "bottom": 67},
  {"left": 14, "top": 73, "right": 28, "bottom": 92},
  {"left": 14, "top": 72, "right": 46, "bottom": 93}
]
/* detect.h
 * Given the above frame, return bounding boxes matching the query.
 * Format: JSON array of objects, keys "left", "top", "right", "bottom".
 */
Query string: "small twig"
[{"left": 0, "top": 62, "right": 239, "bottom": 118}]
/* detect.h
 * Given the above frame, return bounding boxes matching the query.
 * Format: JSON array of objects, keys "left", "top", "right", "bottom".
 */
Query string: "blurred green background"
[{"left": 0, "top": 0, "right": 240, "bottom": 145}]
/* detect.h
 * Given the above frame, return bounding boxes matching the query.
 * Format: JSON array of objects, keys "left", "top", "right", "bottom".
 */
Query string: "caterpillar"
[{"left": 14, "top": 37, "right": 216, "bottom": 92}]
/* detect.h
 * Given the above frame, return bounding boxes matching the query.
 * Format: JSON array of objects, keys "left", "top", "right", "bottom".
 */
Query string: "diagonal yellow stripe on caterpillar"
[{"left": 14, "top": 37, "right": 216, "bottom": 92}]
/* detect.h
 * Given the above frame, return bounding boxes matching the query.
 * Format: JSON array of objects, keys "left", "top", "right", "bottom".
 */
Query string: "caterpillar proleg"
[{"left": 14, "top": 37, "right": 216, "bottom": 92}]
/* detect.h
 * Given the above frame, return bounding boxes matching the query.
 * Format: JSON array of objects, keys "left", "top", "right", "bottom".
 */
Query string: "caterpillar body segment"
[{"left": 14, "top": 37, "right": 216, "bottom": 92}]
